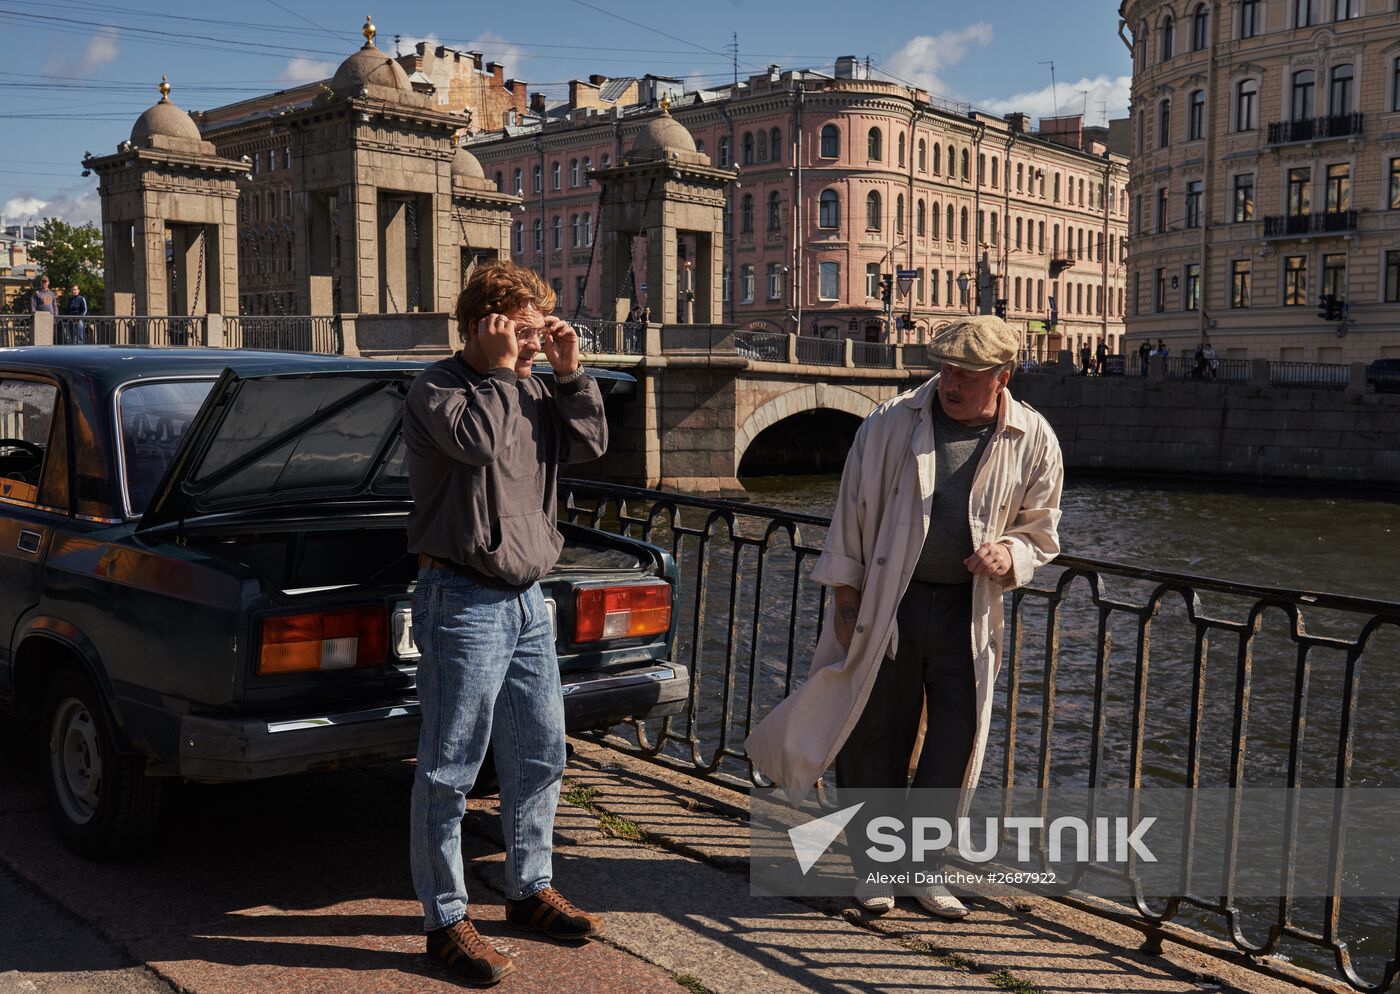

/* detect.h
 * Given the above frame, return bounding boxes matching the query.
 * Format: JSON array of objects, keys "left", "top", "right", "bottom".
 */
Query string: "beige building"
[
  {"left": 1121, "top": 0, "right": 1400, "bottom": 362},
  {"left": 470, "top": 61, "right": 1131, "bottom": 358}
]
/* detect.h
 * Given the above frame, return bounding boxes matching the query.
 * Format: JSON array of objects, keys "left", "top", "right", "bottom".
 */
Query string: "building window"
[
  {"left": 602, "top": 153, "right": 611, "bottom": 168},
  {"left": 1192, "top": 3, "right": 1209, "bottom": 49},
  {"left": 513, "top": 167, "right": 523, "bottom": 194},
  {"left": 991, "top": 155, "right": 1000, "bottom": 188},
  {"left": 866, "top": 190, "right": 882, "bottom": 231},
  {"left": 583, "top": 157, "right": 592, "bottom": 186},
  {"left": 570, "top": 214, "right": 581, "bottom": 248},
  {"left": 961, "top": 148, "right": 970, "bottom": 180},
  {"left": 1137, "top": 110, "right": 1146, "bottom": 153},
  {"left": 947, "top": 204, "right": 955, "bottom": 242},
  {"left": 1322, "top": 253, "right": 1347, "bottom": 300},
  {"left": 916, "top": 199, "right": 926, "bottom": 237},
  {"left": 1188, "top": 90, "right": 1206, "bottom": 140},
  {"left": 1325, "top": 163, "right": 1351, "bottom": 212},
  {"left": 756, "top": 129, "right": 768, "bottom": 162},
  {"left": 918, "top": 139, "right": 927, "bottom": 171},
  {"left": 1394, "top": 58, "right": 1400, "bottom": 112},
  {"left": 1053, "top": 172, "right": 1061, "bottom": 202},
  {"left": 1185, "top": 262, "right": 1201, "bottom": 310},
  {"left": 768, "top": 191, "right": 781, "bottom": 231},
  {"left": 1390, "top": 157, "right": 1400, "bottom": 209},
  {"left": 819, "top": 189, "right": 840, "bottom": 229},
  {"left": 1241, "top": 0, "right": 1260, "bottom": 36},
  {"left": 552, "top": 162, "right": 562, "bottom": 190},
  {"left": 1284, "top": 255, "right": 1308, "bottom": 305},
  {"left": 740, "top": 264, "right": 754, "bottom": 303},
  {"left": 1016, "top": 162, "right": 1024, "bottom": 192},
  {"left": 742, "top": 132, "right": 754, "bottom": 165},
  {"left": 1015, "top": 216, "right": 1023, "bottom": 249},
  {"left": 532, "top": 218, "right": 543, "bottom": 253},
  {"left": 1292, "top": 70, "right": 1315, "bottom": 120},
  {"left": 740, "top": 194, "right": 754, "bottom": 233},
  {"left": 1154, "top": 268, "right": 1166, "bottom": 311},
  {"left": 1185, "top": 180, "right": 1203, "bottom": 228},
  {"left": 898, "top": 132, "right": 906, "bottom": 167},
  {"left": 960, "top": 206, "right": 969, "bottom": 243},
  {"left": 896, "top": 193, "right": 905, "bottom": 235},
  {"left": 932, "top": 142, "right": 941, "bottom": 173},
  {"left": 718, "top": 136, "right": 731, "bottom": 167},
  {"left": 867, "top": 127, "right": 883, "bottom": 161},
  {"left": 819, "top": 125, "right": 839, "bottom": 158},
  {"left": 1334, "top": 0, "right": 1358, "bottom": 17},
  {"left": 1156, "top": 187, "right": 1168, "bottom": 233},
  {"left": 767, "top": 263, "right": 782, "bottom": 300},
  {"left": 584, "top": 212, "right": 593, "bottom": 246},
  {"left": 1037, "top": 278, "right": 1045, "bottom": 310},
  {"left": 569, "top": 159, "right": 579, "bottom": 187},
  {"left": 947, "top": 271, "right": 956, "bottom": 306},
  {"left": 770, "top": 127, "right": 782, "bottom": 164},
  {"left": 552, "top": 216, "right": 562, "bottom": 250},
  {"left": 1385, "top": 251, "right": 1400, "bottom": 302},
  {"left": 528, "top": 164, "right": 540, "bottom": 193},
  {"left": 1236, "top": 79, "right": 1259, "bottom": 130},
  {"left": 512, "top": 222, "right": 523, "bottom": 255},
  {"left": 1288, "top": 167, "right": 1312, "bottom": 215},
  {"left": 978, "top": 153, "right": 986, "bottom": 185},
  {"left": 1161, "top": 14, "right": 1175, "bottom": 59},
  {"left": 1297, "top": 0, "right": 1318, "bottom": 26},
  {"left": 1233, "top": 174, "right": 1255, "bottom": 221},
  {"left": 818, "top": 261, "right": 839, "bottom": 300},
  {"left": 1158, "top": 99, "right": 1172, "bottom": 147},
  {"left": 990, "top": 212, "right": 998, "bottom": 245},
  {"left": 494, "top": 170, "right": 503, "bottom": 192},
  {"left": 1038, "top": 220, "right": 1045, "bottom": 252},
  {"left": 1329, "top": 64, "right": 1354, "bottom": 116}
]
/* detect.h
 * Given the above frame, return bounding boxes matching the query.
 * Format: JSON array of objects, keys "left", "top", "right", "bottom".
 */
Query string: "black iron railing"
[
  {"left": 559, "top": 478, "right": 1400, "bottom": 994},
  {"left": 1264, "top": 210, "right": 1358, "bottom": 238},
  {"left": 1267, "top": 113, "right": 1364, "bottom": 145}
]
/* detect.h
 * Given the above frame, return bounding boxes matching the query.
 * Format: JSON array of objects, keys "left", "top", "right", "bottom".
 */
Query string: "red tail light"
[
  {"left": 258, "top": 606, "right": 388, "bottom": 674},
  {"left": 574, "top": 582, "right": 672, "bottom": 644}
]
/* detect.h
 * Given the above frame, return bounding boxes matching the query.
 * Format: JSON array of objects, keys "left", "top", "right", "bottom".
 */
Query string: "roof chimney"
[
  {"left": 834, "top": 55, "right": 858, "bottom": 79},
  {"left": 530, "top": 92, "right": 548, "bottom": 115},
  {"left": 1005, "top": 112, "right": 1029, "bottom": 133}
]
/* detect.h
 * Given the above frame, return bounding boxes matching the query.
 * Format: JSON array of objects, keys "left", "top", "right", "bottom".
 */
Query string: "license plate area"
[{"left": 391, "top": 600, "right": 557, "bottom": 660}]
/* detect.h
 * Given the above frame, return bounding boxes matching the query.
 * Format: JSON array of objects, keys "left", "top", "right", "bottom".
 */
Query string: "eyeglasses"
[{"left": 515, "top": 327, "right": 545, "bottom": 344}]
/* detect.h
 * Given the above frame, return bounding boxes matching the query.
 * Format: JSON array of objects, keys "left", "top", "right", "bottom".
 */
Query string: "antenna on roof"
[
  {"left": 1039, "top": 60, "right": 1058, "bottom": 121},
  {"left": 727, "top": 32, "right": 739, "bottom": 90},
  {"left": 394, "top": 33, "right": 401, "bottom": 56}
]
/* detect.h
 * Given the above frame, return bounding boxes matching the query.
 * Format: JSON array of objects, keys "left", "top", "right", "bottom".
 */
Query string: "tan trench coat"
[{"left": 744, "top": 374, "right": 1064, "bottom": 798}]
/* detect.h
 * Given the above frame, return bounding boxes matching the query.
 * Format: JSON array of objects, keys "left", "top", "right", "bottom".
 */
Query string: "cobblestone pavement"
[{"left": 0, "top": 723, "right": 1333, "bottom": 994}]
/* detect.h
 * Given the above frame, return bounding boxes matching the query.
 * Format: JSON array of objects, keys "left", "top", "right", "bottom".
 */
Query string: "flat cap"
[{"left": 927, "top": 315, "right": 1020, "bottom": 371}]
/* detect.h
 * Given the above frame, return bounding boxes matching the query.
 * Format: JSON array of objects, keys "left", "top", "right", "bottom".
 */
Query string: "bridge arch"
[{"left": 735, "top": 383, "right": 878, "bottom": 470}]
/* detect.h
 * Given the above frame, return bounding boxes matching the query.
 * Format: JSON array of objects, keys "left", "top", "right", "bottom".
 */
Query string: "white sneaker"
[
  {"left": 852, "top": 877, "right": 895, "bottom": 914},
  {"left": 903, "top": 882, "right": 969, "bottom": 920}
]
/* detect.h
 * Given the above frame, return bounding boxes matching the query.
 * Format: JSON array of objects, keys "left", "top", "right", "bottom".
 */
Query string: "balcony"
[
  {"left": 1262, "top": 210, "right": 1358, "bottom": 238},
  {"left": 1266, "top": 113, "right": 1364, "bottom": 146}
]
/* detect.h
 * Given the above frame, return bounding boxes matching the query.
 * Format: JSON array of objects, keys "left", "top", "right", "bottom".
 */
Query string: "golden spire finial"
[
  {"left": 362, "top": 14, "right": 376, "bottom": 47},
  {"left": 659, "top": 92, "right": 671, "bottom": 115},
  {"left": 158, "top": 75, "right": 171, "bottom": 102}
]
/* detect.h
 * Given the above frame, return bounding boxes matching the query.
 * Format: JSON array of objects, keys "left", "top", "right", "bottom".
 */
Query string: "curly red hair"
[{"left": 454, "top": 261, "right": 556, "bottom": 340}]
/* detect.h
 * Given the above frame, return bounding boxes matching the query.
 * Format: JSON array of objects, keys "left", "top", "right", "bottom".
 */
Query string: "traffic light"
[
  {"left": 879, "top": 274, "right": 893, "bottom": 305},
  {"left": 1317, "top": 293, "right": 1343, "bottom": 320},
  {"left": 993, "top": 298, "right": 1007, "bottom": 319}
]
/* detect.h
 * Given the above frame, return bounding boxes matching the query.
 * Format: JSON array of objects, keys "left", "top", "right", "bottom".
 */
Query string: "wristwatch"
[{"left": 555, "top": 366, "right": 586, "bottom": 384}]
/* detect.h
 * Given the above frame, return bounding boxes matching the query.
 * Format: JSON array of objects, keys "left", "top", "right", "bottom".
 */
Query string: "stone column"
[
  {"left": 105, "top": 221, "right": 135, "bottom": 316},
  {"left": 133, "top": 217, "right": 168, "bottom": 316},
  {"left": 379, "top": 196, "right": 409, "bottom": 314},
  {"left": 694, "top": 231, "right": 720, "bottom": 324},
  {"left": 306, "top": 193, "right": 335, "bottom": 315},
  {"left": 646, "top": 218, "right": 678, "bottom": 326}
]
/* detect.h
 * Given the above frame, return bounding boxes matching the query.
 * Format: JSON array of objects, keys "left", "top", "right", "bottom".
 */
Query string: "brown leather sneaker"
[
  {"left": 426, "top": 918, "right": 516, "bottom": 987},
  {"left": 504, "top": 887, "right": 603, "bottom": 940}
]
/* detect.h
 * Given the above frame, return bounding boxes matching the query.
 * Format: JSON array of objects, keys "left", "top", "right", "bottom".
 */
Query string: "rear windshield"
[{"left": 119, "top": 379, "right": 215, "bottom": 516}]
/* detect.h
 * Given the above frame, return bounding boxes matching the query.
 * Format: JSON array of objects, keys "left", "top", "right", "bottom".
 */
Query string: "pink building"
[{"left": 471, "top": 60, "right": 1131, "bottom": 357}]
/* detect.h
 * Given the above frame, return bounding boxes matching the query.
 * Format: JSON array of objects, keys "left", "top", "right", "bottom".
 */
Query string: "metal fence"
[
  {"left": 559, "top": 478, "right": 1400, "bottom": 994},
  {"left": 850, "top": 340, "right": 897, "bottom": 369},
  {"left": 224, "top": 315, "right": 339, "bottom": 354},
  {"left": 1272, "top": 360, "right": 1349, "bottom": 391},
  {"left": 55, "top": 315, "right": 203, "bottom": 347},
  {"left": 0, "top": 315, "right": 33, "bottom": 347},
  {"left": 572, "top": 319, "right": 645, "bottom": 356},
  {"left": 794, "top": 335, "right": 844, "bottom": 366},
  {"left": 734, "top": 330, "right": 789, "bottom": 363}
]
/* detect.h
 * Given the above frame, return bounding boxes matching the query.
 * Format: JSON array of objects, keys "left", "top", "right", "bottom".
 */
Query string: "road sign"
[
  {"left": 1027, "top": 319, "right": 1051, "bottom": 334},
  {"left": 896, "top": 268, "right": 919, "bottom": 278},
  {"left": 639, "top": 283, "right": 648, "bottom": 292}
]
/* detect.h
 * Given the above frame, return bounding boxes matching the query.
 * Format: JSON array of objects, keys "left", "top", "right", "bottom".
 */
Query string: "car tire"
[
  {"left": 39, "top": 670, "right": 164, "bottom": 859},
  {"left": 1366, "top": 381, "right": 1378, "bottom": 395}
]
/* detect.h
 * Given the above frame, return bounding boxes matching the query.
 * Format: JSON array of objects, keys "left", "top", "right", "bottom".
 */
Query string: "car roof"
[{"left": 0, "top": 345, "right": 634, "bottom": 393}]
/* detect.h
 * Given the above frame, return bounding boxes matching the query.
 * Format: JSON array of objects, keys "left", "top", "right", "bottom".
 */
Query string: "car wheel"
[
  {"left": 39, "top": 670, "right": 163, "bottom": 858},
  {"left": 1366, "top": 381, "right": 1378, "bottom": 395}
]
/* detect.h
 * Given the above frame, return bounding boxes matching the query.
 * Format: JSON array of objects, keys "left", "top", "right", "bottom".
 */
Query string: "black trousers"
[{"left": 835, "top": 581, "right": 977, "bottom": 874}]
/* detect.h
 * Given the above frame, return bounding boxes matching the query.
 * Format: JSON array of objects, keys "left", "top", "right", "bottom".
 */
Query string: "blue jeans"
[{"left": 409, "top": 567, "right": 566, "bottom": 931}]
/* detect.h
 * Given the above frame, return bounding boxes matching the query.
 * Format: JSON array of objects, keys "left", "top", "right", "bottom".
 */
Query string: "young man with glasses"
[{"left": 403, "top": 261, "right": 608, "bottom": 986}]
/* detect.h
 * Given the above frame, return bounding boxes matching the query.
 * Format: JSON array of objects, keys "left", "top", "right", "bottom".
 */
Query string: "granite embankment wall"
[{"left": 1013, "top": 375, "right": 1400, "bottom": 489}]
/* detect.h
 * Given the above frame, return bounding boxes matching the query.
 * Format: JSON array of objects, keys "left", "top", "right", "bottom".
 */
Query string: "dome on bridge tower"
[
  {"left": 330, "top": 15, "right": 412, "bottom": 96},
  {"left": 452, "top": 146, "right": 486, "bottom": 181},
  {"left": 130, "top": 77, "right": 202, "bottom": 145},
  {"left": 629, "top": 94, "right": 701, "bottom": 162}
]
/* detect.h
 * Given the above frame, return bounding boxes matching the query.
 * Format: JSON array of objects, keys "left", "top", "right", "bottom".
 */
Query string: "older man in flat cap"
[{"left": 746, "top": 315, "right": 1063, "bottom": 920}]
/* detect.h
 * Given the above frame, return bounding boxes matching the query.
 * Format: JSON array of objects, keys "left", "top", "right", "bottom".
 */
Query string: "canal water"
[{"left": 599, "top": 472, "right": 1400, "bottom": 983}]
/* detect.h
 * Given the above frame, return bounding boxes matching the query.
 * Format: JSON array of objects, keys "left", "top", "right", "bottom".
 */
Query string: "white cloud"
[
  {"left": 884, "top": 24, "right": 994, "bottom": 98},
  {"left": 397, "top": 33, "right": 441, "bottom": 56},
  {"left": 471, "top": 31, "right": 529, "bottom": 78},
  {"left": 977, "top": 74, "right": 1133, "bottom": 125},
  {"left": 2, "top": 186, "right": 99, "bottom": 227},
  {"left": 277, "top": 58, "right": 336, "bottom": 84},
  {"left": 45, "top": 27, "right": 119, "bottom": 77}
]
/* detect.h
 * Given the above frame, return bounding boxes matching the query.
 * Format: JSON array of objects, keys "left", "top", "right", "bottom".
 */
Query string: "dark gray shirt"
[
  {"left": 912, "top": 396, "right": 996, "bottom": 585},
  {"left": 403, "top": 355, "right": 607, "bottom": 587}
]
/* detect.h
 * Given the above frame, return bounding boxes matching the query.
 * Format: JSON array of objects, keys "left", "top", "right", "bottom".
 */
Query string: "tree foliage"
[{"left": 9, "top": 218, "right": 104, "bottom": 313}]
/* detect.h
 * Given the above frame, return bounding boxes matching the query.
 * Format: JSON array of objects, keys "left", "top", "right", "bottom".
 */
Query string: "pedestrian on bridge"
[
  {"left": 746, "top": 315, "right": 1064, "bottom": 921},
  {"left": 403, "top": 261, "right": 608, "bottom": 987}
]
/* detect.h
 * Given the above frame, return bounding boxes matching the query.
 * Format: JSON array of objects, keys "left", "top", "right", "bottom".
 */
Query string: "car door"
[{"left": 0, "top": 374, "right": 69, "bottom": 695}]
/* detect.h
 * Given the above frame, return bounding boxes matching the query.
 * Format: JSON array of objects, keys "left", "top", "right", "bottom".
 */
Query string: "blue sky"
[{"left": 0, "top": 0, "right": 1131, "bottom": 228}]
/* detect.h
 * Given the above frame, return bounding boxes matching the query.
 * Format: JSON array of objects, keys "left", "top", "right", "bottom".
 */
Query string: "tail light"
[
  {"left": 574, "top": 582, "right": 672, "bottom": 644},
  {"left": 258, "top": 606, "right": 388, "bottom": 675}
]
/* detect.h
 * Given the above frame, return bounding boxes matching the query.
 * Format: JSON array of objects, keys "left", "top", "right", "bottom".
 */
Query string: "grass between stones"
[
  {"left": 560, "top": 780, "right": 649, "bottom": 843},
  {"left": 672, "top": 973, "right": 717, "bottom": 994}
]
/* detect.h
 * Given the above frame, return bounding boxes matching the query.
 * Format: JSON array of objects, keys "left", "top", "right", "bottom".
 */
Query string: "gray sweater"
[{"left": 403, "top": 354, "right": 608, "bottom": 587}]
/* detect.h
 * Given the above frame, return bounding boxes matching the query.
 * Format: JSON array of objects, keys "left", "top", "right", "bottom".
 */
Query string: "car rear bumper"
[{"left": 177, "top": 661, "right": 689, "bottom": 781}]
